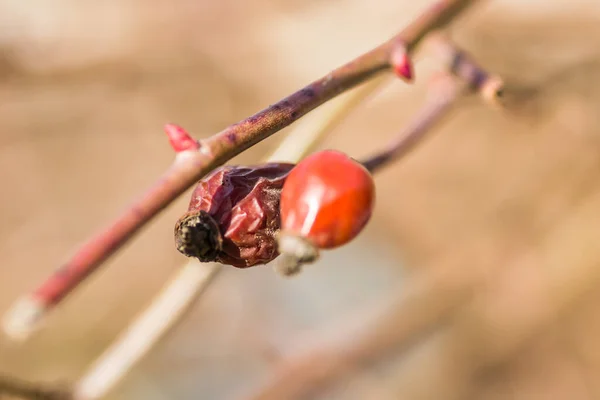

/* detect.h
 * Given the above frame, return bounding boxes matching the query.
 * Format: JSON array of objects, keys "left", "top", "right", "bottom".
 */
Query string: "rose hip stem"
[
  {"left": 3, "top": 0, "right": 480, "bottom": 341},
  {"left": 362, "top": 72, "right": 465, "bottom": 173}
]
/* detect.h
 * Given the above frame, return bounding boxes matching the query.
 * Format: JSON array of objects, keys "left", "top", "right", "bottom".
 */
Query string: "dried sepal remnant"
[
  {"left": 175, "top": 163, "right": 295, "bottom": 268},
  {"left": 175, "top": 211, "right": 223, "bottom": 262}
]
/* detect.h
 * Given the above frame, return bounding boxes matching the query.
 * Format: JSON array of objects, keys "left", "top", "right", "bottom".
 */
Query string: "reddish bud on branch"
[
  {"left": 390, "top": 44, "right": 414, "bottom": 82},
  {"left": 164, "top": 123, "right": 200, "bottom": 153}
]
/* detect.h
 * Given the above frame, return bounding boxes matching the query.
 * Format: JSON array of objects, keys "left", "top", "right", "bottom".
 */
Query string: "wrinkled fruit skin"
[
  {"left": 280, "top": 150, "right": 375, "bottom": 249},
  {"left": 175, "top": 163, "right": 295, "bottom": 268}
]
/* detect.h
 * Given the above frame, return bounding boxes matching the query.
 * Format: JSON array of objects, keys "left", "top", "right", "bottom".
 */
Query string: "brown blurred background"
[{"left": 2, "top": 0, "right": 600, "bottom": 399}]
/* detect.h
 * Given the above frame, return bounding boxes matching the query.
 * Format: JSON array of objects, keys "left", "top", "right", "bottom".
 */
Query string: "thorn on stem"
[
  {"left": 390, "top": 45, "right": 414, "bottom": 82},
  {"left": 164, "top": 123, "right": 200, "bottom": 153}
]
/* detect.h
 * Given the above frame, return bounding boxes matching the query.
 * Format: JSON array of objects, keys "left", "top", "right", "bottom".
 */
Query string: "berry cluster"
[{"left": 174, "top": 149, "right": 375, "bottom": 275}]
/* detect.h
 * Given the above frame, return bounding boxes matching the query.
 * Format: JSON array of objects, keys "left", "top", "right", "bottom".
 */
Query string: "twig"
[
  {"left": 72, "top": 260, "right": 219, "bottom": 400},
  {"left": 361, "top": 34, "right": 504, "bottom": 172},
  {"left": 239, "top": 39, "right": 503, "bottom": 400},
  {"left": 0, "top": 374, "right": 70, "bottom": 400},
  {"left": 68, "top": 76, "right": 389, "bottom": 400},
  {"left": 425, "top": 32, "right": 503, "bottom": 104},
  {"left": 268, "top": 76, "right": 390, "bottom": 163},
  {"left": 362, "top": 72, "right": 466, "bottom": 172},
  {"left": 3, "top": 0, "right": 480, "bottom": 341}
]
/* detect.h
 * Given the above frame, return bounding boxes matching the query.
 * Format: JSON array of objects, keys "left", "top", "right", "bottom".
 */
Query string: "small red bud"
[
  {"left": 164, "top": 123, "right": 200, "bottom": 153},
  {"left": 175, "top": 163, "right": 295, "bottom": 268},
  {"left": 280, "top": 149, "right": 376, "bottom": 249},
  {"left": 391, "top": 46, "right": 414, "bottom": 82}
]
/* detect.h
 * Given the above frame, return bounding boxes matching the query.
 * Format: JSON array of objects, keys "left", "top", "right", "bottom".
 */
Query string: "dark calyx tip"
[{"left": 175, "top": 210, "right": 223, "bottom": 262}]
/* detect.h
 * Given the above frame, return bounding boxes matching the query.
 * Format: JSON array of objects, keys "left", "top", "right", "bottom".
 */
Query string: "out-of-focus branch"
[
  {"left": 362, "top": 33, "right": 504, "bottom": 172},
  {"left": 72, "top": 260, "right": 219, "bottom": 400},
  {"left": 362, "top": 72, "right": 466, "bottom": 172},
  {"left": 240, "top": 37, "right": 503, "bottom": 400},
  {"left": 425, "top": 32, "right": 503, "bottom": 104},
  {"left": 3, "top": 0, "right": 480, "bottom": 341},
  {"left": 0, "top": 374, "right": 70, "bottom": 400}
]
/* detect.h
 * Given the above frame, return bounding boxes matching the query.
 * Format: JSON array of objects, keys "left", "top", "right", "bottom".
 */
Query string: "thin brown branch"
[
  {"left": 362, "top": 72, "right": 466, "bottom": 172},
  {"left": 362, "top": 34, "right": 504, "bottom": 172},
  {"left": 426, "top": 31, "right": 504, "bottom": 104},
  {"left": 3, "top": 0, "right": 481, "bottom": 341},
  {"left": 0, "top": 375, "right": 70, "bottom": 400}
]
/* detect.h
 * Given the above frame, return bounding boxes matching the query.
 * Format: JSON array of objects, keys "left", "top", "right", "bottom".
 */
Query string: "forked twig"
[
  {"left": 425, "top": 32, "right": 503, "bottom": 104},
  {"left": 239, "top": 40, "right": 502, "bottom": 400},
  {"left": 361, "top": 31, "right": 503, "bottom": 172},
  {"left": 3, "top": 0, "right": 480, "bottom": 341}
]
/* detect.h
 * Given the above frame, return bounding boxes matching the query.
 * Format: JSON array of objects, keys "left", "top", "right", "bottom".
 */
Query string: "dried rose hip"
[
  {"left": 276, "top": 150, "right": 375, "bottom": 275},
  {"left": 175, "top": 163, "right": 295, "bottom": 268}
]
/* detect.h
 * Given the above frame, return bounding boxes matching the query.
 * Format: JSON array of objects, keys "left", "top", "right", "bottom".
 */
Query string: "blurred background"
[{"left": 2, "top": 0, "right": 600, "bottom": 399}]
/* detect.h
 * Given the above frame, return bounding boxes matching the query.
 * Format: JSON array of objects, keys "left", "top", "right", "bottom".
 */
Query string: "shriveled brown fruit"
[{"left": 174, "top": 163, "right": 295, "bottom": 268}]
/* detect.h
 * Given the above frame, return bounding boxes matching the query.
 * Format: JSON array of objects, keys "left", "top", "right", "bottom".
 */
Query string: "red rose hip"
[{"left": 276, "top": 149, "right": 375, "bottom": 275}]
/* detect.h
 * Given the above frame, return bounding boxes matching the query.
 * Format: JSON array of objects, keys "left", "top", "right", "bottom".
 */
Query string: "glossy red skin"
[
  {"left": 186, "top": 163, "right": 294, "bottom": 267},
  {"left": 280, "top": 150, "right": 375, "bottom": 249}
]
